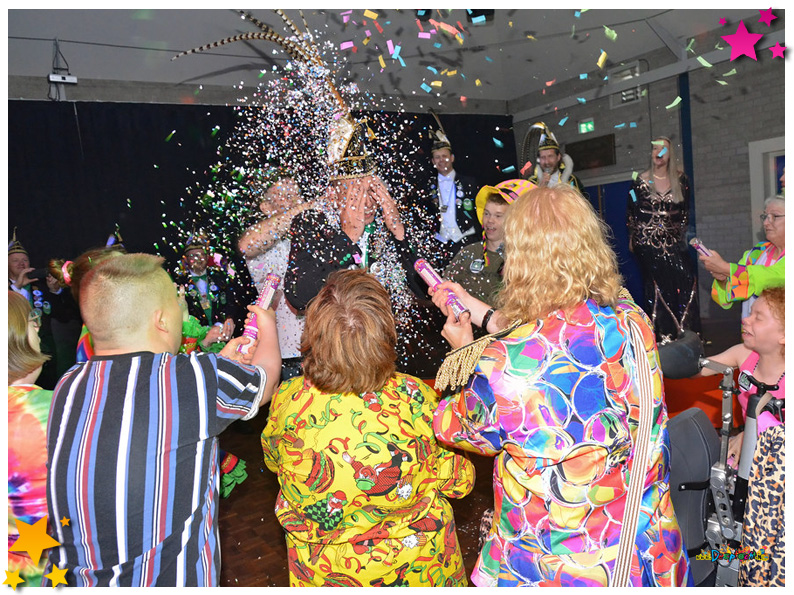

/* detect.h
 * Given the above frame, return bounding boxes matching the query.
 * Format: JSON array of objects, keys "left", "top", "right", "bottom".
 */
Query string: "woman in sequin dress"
[{"left": 627, "top": 137, "right": 701, "bottom": 341}]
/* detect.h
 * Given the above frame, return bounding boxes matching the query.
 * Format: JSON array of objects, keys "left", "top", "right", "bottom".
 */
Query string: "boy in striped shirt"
[{"left": 44, "top": 253, "right": 280, "bottom": 586}]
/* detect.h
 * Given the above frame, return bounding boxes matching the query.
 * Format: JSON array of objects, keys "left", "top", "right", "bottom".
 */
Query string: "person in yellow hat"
[{"left": 444, "top": 180, "right": 536, "bottom": 306}]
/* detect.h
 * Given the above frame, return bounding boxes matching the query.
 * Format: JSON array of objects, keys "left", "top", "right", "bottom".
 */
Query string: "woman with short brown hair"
[{"left": 262, "top": 269, "right": 474, "bottom": 587}]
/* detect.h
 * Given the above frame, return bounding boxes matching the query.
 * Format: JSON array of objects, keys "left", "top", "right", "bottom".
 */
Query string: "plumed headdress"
[
  {"left": 429, "top": 110, "right": 452, "bottom": 153},
  {"left": 173, "top": 10, "right": 376, "bottom": 181}
]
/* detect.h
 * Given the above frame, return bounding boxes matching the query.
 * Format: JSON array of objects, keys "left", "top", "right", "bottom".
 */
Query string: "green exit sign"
[{"left": 578, "top": 119, "right": 595, "bottom": 134}]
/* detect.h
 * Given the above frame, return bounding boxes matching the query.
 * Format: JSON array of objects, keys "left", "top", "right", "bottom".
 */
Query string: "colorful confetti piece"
[
  {"left": 604, "top": 25, "right": 617, "bottom": 41},
  {"left": 597, "top": 50, "right": 608, "bottom": 69},
  {"left": 378, "top": 55, "right": 386, "bottom": 69},
  {"left": 630, "top": 189, "right": 637, "bottom": 203},
  {"left": 579, "top": 73, "right": 588, "bottom": 79},
  {"left": 686, "top": 38, "right": 695, "bottom": 53},
  {"left": 493, "top": 138, "right": 504, "bottom": 148},
  {"left": 421, "top": 82, "right": 432, "bottom": 93},
  {"left": 363, "top": 9, "right": 379, "bottom": 20},
  {"left": 665, "top": 96, "right": 682, "bottom": 109},
  {"left": 502, "top": 165, "right": 516, "bottom": 173},
  {"left": 696, "top": 56, "right": 713, "bottom": 68},
  {"left": 165, "top": 130, "right": 176, "bottom": 142},
  {"left": 559, "top": 116, "right": 569, "bottom": 126},
  {"left": 426, "top": 66, "right": 438, "bottom": 74},
  {"left": 722, "top": 68, "right": 737, "bottom": 76},
  {"left": 716, "top": 80, "right": 728, "bottom": 85},
  {"left": 339, "top": 41, "right": 355, "bottom": 51},
  {"left": 546, "top": 79, "right": 556, "bottom": 86},
  {"left": 614, "top": 123, "right": 626, "bottom": 129},
  {"left": 576, "top": 97, "right": 587, "bottom": 104},
  {"left": 658, "top": 147, "right": 668, "bottom": 157}
]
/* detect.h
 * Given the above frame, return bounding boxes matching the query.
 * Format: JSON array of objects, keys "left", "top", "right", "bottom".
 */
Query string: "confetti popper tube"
[
  {"left": 414, "top": 259, "right": 469, "bottom": 321},
  {"left": 238, "top": 273, "right": 281, "bottom": 354},
  {"left": 689, "top": 237, "right": 712, "bottom": 257}
]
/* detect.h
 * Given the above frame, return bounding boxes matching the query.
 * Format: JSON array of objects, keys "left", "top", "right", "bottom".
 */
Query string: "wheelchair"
[{"left": 661, "top": 332, "right": 783, "bottom": 587}]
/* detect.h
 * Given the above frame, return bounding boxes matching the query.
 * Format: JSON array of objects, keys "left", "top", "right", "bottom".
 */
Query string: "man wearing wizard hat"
[
  {"left": 417, "top": 114, "right": 481, "bottom": 268},
  {"left": 525, "top": 122, "right": 584, "bottom": 194}
]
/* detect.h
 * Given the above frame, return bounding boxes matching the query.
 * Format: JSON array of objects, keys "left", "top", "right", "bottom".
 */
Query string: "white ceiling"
[{"left": 8, "top": 8, "right": 762, "bottom": 104}]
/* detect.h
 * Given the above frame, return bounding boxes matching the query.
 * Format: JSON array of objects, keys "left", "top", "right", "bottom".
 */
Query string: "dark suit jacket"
[
  {"left": 284, "top": 209, "right": 426, "bottom": 311},
  {"left": 417, "top": 171, "right": 481, "bottom": 240}
]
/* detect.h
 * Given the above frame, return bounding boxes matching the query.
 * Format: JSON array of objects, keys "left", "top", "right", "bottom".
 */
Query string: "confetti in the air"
[
  {"left": 696, "top": 56, "right": 713, "bottom": 68},
  {"left": 665, "top": 96, "right": 683, "bottom": 109},
  {"left": 604, "top": 25, "right": 617, "bottom": 41},
  {"left": 165, "top": 130, "right": 176, "bottom": 142},
  {"left": 363, "top": 9, "right": 379, "bottom": 20},
  {"left": 493, "top": 138, "right": 504, "bottom": 148},
  {"left": 559, "top": 116, "right": 569, "bottom": 126},
  {"left": 722, "top": 68, "right": 737, "bottom": 76},
  {"left": 577, "top": 97, "right": 587, "bottom": 104},
  {"left": 597, "top": 50, "right": 608, "bottom": 69}
]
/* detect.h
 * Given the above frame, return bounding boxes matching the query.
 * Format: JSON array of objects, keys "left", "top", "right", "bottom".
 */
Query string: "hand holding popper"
[
  {"left": 238, "top": 273, "right": 281, "bottom": 354},
  {"left": 689, "top": 237, "right": 712, "bottom": 257},
  {"left": 414, "top": 259, "right": 470, "bottom": 321}
]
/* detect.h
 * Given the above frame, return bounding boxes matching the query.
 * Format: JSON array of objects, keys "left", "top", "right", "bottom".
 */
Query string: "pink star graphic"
[
  {"left": 758, "top": 8, "right": 777, "bottom": 27},
  {"left": 719, "top": 18, "right": 727, "bottom": 25},
  {"left": 721, "top": 20, "right": 764, "bottom": 61},
  {"left": 769, "top": 42, "right": 786, "bottom": 59}
]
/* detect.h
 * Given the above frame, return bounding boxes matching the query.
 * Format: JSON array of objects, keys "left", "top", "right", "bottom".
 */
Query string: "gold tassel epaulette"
[
  {"left": 618, "top": 286, "right": 634, "bottom": 302},
  {"left": 434, "top": 321, "right": 523, "bottom": 392}
]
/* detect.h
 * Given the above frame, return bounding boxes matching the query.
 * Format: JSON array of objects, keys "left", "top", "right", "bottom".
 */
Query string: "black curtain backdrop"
[{"left": 8, "top": 100, "right": 515, "bottom": 289}]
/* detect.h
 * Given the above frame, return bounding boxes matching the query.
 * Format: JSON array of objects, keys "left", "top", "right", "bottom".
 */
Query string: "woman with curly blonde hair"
[{"left": 431, "top": 185, "right": 691, "bottom": 587}]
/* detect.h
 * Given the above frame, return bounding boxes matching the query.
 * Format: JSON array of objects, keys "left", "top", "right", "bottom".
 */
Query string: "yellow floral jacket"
[{"left": 262, "top": 374, "right": 475, "bottom": 587}]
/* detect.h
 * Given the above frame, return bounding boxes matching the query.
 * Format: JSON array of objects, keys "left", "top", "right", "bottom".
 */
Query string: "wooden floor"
[{"left": 218, "top": 411, "right": 494, "bottom": 587}]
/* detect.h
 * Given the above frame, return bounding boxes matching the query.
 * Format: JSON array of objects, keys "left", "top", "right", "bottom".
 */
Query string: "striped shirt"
[{"left": 45, "top": 351, "right": 266, "bottom": 586}]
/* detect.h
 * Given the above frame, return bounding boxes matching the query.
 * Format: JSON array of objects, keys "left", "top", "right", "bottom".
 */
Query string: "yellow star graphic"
[
  {"left": 59, "top": 517, "right": 70, "bottom": 527},
  {"left": 44, "top": 565, "right": 69, "bottom": 588},
  {"left": 3, "top": 570, "right": 25, "bottom": 591},
  {"left": 8, "top": 517, "right": 61, "bottom": 565}
]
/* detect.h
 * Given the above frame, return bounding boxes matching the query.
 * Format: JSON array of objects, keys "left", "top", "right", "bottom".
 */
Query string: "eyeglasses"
[
  {"left": 760, "top": 213, "right": 785, "bottom": 223},
  {"left": 28, "top": 310, "right": 42, "bottom": 329}
]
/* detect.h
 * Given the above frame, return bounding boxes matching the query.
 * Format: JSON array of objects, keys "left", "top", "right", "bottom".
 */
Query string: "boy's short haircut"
[
  {"left": 80, "top": 253, "right": 174, "bottom": 344},
  {"left": 485, "top": 194, "right": 509, "bottom": 207}
]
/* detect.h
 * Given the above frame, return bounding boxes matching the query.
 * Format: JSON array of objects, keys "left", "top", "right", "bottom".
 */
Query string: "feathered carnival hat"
[
  {"left": 429, "top": 110, "right": 452, "bottom": 154},
  {"left": 520, "top": 121, "right": 574, "bottom": 184},
  {"left": 8, "top": 228, "right": 27, "bottom": 256},
  {"left": 173, "top": 10, "right": 376, "bottom": 181}
]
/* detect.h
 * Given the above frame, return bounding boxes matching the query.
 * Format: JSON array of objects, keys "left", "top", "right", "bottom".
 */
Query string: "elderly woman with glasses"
[{"left": 698, "top": 194, "right": 785, "bottom": 319}]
